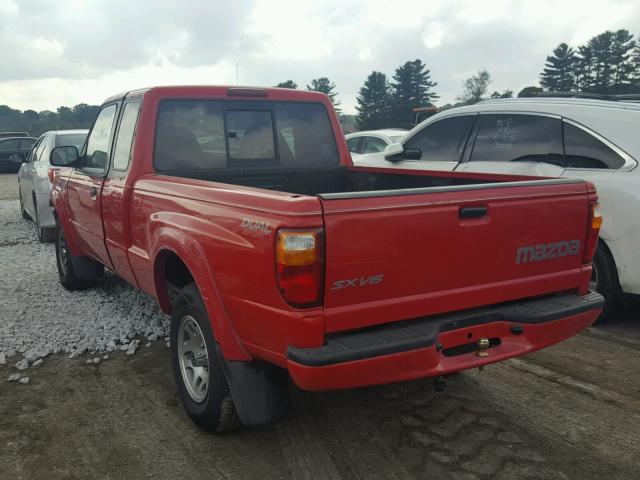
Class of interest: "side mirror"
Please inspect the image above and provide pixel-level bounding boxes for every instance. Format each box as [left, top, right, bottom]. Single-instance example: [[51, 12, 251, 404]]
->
[[50, 146, 81, 167], [10, 153, 25, 164], [383, 143, 405, 162]]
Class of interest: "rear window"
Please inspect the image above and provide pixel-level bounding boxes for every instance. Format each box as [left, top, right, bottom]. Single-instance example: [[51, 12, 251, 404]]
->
[[154, 100, 339, 171], [563, 122, 626, 169], [56, 133, 87, 149]]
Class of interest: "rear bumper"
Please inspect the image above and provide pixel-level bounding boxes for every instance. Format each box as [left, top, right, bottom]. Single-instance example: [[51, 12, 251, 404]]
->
[[287, 292, 603, 391]]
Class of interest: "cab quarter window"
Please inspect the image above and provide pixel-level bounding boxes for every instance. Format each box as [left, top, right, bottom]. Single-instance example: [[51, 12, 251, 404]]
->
[[85, 104, 118, 170], [112, 101, 141, 171], [563, 122, 625, 169], [470, 114, 562, 164], [405, 115, 475, 162]]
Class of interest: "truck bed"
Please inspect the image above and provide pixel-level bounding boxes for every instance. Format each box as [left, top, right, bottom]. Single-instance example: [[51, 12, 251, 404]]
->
[[158, 165, 493, 197]]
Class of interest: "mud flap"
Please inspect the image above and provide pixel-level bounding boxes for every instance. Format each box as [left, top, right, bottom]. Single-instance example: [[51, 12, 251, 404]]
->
[[216, 345, 290, 426]]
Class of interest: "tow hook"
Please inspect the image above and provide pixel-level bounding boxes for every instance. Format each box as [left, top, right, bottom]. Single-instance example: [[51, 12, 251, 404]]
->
[[476, 338, 490, 358]]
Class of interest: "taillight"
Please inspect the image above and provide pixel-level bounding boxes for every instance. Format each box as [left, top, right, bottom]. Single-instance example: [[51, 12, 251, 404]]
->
[[276, 229, 324, 308], [583, 202, 602, 263]]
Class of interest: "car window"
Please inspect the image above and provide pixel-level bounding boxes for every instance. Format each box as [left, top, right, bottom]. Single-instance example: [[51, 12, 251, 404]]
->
[[405, 115, 476, 162], [470, 114, 562, 164], [0, 139, 19, 153], [346, 137, 362, 154], [112, 101, 141, 171], [361, 136, 387, 154], [227, 110, 276, 161], [563, 122, 626, 169], [85, 104, 118, 170], [55, 133, 87, 149], [154, 100, 339, 171], [18, 138, 35, 150], [26, 136, 44, 162], [32, 136, 48, 163]]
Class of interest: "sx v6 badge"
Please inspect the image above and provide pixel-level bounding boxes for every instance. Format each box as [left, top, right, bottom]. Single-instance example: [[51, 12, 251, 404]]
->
[[331, 274, 384, 290]]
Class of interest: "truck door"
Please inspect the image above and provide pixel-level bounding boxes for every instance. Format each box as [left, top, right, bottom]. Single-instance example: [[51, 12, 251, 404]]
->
[[65, 102, 119, 268]]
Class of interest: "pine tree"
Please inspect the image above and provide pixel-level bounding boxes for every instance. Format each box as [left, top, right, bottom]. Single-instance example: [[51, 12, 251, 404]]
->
[[633, 40, 640, 85], [540, 43, 576, 92], [356, 71, 392, 130], [610, 29, 636, 93], [275, 80, 298, 89], [390, 60, 438, 128], [574, 44, 595, 92], [306, 77, 341, 114]]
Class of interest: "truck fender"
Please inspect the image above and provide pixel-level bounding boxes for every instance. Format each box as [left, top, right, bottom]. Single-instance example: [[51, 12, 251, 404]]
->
[[51, 182, 83, 256], [150, 229, 251, 362]]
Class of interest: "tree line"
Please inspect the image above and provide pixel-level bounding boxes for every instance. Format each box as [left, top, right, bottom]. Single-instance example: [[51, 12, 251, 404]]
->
[[0, 104, 99, 138], [2, 28, 639, 137]]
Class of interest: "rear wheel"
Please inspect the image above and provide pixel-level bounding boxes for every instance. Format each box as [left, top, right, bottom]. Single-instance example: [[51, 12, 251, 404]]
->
[[171, 283, 241, 433], [590, 242, 620, 323], [56, 227, 103, 290]]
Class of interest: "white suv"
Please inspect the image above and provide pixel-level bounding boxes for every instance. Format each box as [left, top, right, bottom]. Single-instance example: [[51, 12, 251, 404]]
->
[[353, 98, 640, 318]]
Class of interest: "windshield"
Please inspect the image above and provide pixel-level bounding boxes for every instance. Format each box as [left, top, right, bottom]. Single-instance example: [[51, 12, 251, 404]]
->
[[56, 133, 87, 149]]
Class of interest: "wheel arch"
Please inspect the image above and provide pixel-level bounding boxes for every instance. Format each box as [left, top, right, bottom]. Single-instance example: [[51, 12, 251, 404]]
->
[[152, 244, 250, 361]]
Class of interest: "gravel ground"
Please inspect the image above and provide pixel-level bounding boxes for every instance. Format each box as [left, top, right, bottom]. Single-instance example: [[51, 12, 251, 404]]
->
[[0, 199, 169, 365], [0, 173, 639, 480]]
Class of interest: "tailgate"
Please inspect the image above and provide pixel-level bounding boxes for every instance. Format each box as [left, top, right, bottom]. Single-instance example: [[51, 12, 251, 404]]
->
[[319, 178, 592, 333]]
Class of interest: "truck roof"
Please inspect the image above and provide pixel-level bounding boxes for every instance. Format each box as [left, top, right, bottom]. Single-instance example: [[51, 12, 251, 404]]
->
[[102, 85, 330, 105]]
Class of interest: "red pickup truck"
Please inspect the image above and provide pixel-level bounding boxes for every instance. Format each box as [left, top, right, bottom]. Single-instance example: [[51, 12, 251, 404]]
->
[[50, 85, 603, 432]]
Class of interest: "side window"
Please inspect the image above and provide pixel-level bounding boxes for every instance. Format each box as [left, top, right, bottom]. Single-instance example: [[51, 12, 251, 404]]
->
[[226, 110, 276, 161], [85, 104, 118, 170], [361, 137, 387, 154], [563, 122, 626, 169], [32, 136, 48, 163], [405, 115, 476, 162], [470, 114, 562, 164], [0, 139, 18, 153], [26, 137, 43, 162], [346, 137, 362, 154], [112, 101, 141, 171], [18, 139, 35, 151]]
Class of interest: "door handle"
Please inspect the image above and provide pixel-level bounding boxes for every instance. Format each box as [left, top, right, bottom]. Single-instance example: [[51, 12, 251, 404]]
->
[[89, 187, 98, 199], [459, 206, 488, 219]]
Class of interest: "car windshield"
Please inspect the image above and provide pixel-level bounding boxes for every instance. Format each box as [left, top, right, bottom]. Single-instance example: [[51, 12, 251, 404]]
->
[[56, 133, 87, 149]]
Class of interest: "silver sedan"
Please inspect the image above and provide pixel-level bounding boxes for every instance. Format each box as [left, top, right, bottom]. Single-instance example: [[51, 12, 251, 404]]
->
[[17, 130, 87, 242]]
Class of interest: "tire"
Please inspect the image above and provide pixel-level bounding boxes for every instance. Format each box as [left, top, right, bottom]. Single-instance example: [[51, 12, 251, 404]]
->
[[19, 187, 29, 220], [171, 283, 241, 433], [34, 204, 56, 243], [590, 242, 620, 323], [55, 227, 104, 290]]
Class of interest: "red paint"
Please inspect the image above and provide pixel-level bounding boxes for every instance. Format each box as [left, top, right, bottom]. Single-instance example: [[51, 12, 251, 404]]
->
[[51, 85, 602, 389], [287, 310, 600, 391]]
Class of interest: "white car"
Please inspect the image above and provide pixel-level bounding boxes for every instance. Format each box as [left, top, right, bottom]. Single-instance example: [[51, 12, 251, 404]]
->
[[352, 98, 640, 318], [17, 129, 88, 242], [345, 129, 408, 158]]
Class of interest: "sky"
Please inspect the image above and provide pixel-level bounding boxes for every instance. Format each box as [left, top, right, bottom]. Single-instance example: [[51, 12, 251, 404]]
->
[[1, 0, 639, 115]]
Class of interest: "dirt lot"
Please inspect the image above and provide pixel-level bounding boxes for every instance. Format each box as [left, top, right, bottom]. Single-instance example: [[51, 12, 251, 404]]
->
[[1, 173, 639, 480]]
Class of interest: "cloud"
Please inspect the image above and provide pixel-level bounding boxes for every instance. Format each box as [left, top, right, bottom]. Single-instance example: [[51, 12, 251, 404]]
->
[[0, 0, 639, 113]]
